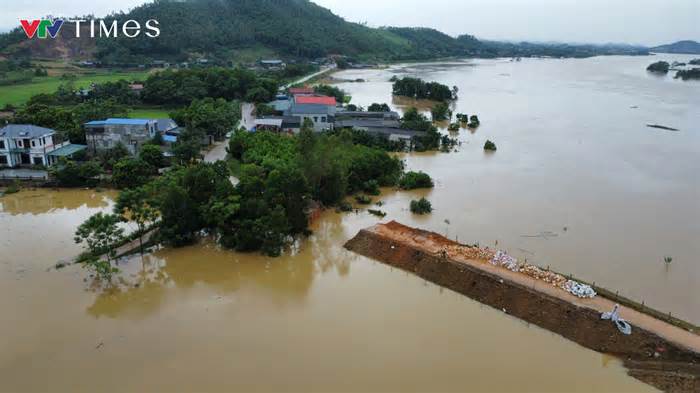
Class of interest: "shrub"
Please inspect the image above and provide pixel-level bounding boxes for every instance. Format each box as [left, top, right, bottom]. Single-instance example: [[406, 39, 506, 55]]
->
[[399, 171, 434, 190], [367, 209, 387, 218], [363, 179, 380, 195], [4, 180, 20, 194], [431, 102, 451, 121], [484, 140, 497, 151], [337, 201, 353, 212], [448, 123, 460, 131], [355, 194, 372, 204], [410, 198, 432, 215], [647, 61, 670, 74]]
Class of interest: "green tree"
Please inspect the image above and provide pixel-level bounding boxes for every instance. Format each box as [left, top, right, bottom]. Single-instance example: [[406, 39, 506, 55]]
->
[[410, 198, 432, 214], [431, 102, 451, 121], [112, 157, 153, 188], [139, 144, 165, 169], [114, 187, 159, 254], [74, 213, 124, 282]]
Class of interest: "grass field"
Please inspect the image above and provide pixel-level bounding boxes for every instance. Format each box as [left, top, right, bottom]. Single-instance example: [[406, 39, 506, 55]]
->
[[128, 107, 173, 119], [0, 70, 151, 107]]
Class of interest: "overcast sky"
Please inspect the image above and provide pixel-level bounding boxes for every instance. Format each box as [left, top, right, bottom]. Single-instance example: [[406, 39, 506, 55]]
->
[[2, 0, 699, 45]]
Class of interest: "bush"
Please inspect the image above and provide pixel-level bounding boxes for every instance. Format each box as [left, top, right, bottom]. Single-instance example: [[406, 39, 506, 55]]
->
[[484, 140, 497, 151], [647, 61, 670, 74], [431, 102, 451, 121], [367, 209, 386, 218], [399, 171, 434, 190], [337, 200, 353, 212], [112, 158, 153, 188], [355, 194, 372, 204], [50, 160, 103, 187], [4, 181, 20, 194], [363, 179, 380, 195], [410, 198, 432, 215]]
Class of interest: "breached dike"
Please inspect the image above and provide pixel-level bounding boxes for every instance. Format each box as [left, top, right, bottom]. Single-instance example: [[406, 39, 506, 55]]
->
[[344, 221, 700, 392]]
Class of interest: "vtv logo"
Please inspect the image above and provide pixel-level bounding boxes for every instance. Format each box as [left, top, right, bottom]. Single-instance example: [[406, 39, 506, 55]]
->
[[20, 19, 64, 39]]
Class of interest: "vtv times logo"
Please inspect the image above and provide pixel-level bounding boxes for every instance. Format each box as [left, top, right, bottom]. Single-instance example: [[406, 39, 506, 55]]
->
[[20, 18, 160, 39]]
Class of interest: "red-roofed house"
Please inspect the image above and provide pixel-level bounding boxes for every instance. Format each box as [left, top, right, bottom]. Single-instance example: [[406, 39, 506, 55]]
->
[[285, 95, 337, 132], [295, 95, 336, 106]]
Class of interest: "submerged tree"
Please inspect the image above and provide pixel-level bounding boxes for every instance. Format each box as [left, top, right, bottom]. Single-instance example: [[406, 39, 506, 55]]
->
[[74, 213, 124, 282], [114, 188, 159, 254]]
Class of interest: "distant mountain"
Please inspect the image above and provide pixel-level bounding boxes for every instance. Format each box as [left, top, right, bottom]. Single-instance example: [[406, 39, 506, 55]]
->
[[0, 0, 651, 64], [650, 40, 700, 54]]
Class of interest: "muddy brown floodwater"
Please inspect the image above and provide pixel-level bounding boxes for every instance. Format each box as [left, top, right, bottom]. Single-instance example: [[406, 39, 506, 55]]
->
[[1, 55, 697, 392]]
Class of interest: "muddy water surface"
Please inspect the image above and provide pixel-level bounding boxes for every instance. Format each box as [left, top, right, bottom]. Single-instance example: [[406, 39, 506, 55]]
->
[[1, 188, 653, 392], [333, 55, 700, 323]]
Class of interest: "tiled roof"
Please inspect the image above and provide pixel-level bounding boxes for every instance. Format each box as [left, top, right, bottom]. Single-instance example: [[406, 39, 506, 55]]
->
[[295, 96, 336, 106], [0, 124, 56, 138]]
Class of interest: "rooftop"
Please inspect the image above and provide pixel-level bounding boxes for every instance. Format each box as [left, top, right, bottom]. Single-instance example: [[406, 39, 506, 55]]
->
[[289, 87, 315, 95], [0, 124, 56, 138], [288, 103, 336, 116], [47, 144, 87, 157], [85, 118, 151, 126], [295, 96, 336, 106]]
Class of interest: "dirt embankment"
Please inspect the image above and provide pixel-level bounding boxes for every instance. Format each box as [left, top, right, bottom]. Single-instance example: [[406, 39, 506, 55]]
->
[[344, 221, 700, 392]]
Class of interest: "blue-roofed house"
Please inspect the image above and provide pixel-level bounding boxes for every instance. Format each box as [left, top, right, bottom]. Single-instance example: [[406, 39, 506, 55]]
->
[[84, 118, 157, 155]]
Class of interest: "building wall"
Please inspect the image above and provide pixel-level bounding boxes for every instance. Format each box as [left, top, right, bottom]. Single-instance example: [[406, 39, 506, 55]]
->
[[297, 114, 333, 132], [86, 122, 156, 155], [0, 134, 55, 166]]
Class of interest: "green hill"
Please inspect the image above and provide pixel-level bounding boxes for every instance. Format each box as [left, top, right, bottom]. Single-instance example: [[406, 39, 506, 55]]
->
[[0, 0, 651, 63], [650, 40, 700, 55]]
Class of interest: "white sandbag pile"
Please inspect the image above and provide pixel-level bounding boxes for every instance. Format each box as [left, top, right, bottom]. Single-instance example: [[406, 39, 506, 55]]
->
[[565, 280, 597, 298], [490, 250, 520, 272], [487, 250, 597, 299]]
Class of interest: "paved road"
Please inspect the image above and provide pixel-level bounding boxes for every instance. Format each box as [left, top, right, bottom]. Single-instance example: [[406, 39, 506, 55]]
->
[[282, 65, 336, 89]]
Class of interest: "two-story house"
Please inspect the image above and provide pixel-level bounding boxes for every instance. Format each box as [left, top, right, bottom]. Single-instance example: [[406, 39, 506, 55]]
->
[[0, 124, 57, 167], [285, 95, 337, 132], [84, 118, 157, 155]]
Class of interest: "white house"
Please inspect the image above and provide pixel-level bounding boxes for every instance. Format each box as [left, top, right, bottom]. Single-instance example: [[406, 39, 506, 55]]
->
[[0, 124, 58, 167], [285, 95, 337, 132]]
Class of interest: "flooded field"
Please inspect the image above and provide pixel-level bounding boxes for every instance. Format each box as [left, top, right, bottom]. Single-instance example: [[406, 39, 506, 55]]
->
[[2, 55, 697, 392]]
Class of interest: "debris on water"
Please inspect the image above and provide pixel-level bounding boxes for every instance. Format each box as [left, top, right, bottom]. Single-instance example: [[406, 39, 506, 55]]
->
[[95, 342, 104, 350], [646, 124, 679, 131]]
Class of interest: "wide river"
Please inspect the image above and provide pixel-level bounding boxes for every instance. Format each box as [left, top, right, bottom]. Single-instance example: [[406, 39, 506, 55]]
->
[[1, 55, 698, 392]]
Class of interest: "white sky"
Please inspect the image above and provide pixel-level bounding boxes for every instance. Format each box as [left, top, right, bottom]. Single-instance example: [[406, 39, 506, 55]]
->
[[2, 0, 699, 46]]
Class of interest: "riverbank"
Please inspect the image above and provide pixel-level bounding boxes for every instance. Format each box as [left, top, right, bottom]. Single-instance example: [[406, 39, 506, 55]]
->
[[344, 221, 700, 392]]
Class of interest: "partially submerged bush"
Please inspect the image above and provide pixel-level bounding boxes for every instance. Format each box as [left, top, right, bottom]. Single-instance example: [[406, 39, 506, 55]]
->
[[363, 179, 380, 195], [484, 140, 497, 151], [367, 209, 387, 218], [410, 198, 432, 215], [355, 194, 372, 204], [399, 171, 434, 190]]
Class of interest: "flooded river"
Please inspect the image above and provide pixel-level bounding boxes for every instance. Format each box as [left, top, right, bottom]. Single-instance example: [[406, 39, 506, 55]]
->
[[2, 55, 697, 392]]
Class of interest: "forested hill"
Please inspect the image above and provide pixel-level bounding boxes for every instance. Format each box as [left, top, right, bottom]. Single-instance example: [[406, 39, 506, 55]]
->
[[0, 0, 481, 63], [650, 41, 700, 55], [0, 0, 649, 63]]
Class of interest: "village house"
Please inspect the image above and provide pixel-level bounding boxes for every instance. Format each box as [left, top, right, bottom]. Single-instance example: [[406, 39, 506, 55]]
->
[[84, 118, 157, 155], [0, 124, 86, 167], [260, 59, 286, 70], [285, 95, 337, 132]]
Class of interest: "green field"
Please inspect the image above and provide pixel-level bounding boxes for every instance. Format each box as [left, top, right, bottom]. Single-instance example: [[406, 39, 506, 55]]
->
[[128, 107, 173, 119], [0, 71, 151, 107]]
